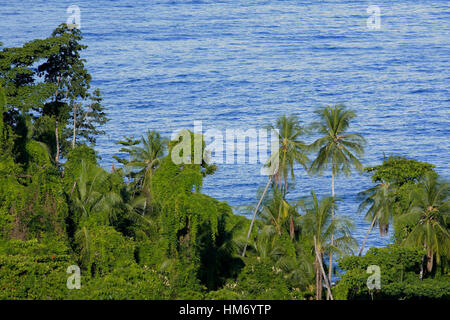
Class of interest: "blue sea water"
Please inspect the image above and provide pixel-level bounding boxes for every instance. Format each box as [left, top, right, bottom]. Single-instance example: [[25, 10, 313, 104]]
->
[[1, 0, 449, 255]]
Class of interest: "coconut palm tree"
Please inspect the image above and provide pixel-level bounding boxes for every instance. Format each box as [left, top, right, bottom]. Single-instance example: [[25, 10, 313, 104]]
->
[[396, 173, 450, 273], [124, 130, 167, 216], [258, 187, 299, 239], [250, 191, 314, 290], [71, 160, 122, 224], [267, 114, 309, 194], [242, 115, 309, 256], [126, 130, 168, 189], [299, 190, 356, 300], [309, 104, 365, 292], [357, 181, 395, 256]]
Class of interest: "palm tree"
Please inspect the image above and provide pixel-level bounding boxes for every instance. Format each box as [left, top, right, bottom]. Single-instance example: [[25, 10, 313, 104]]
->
[[75, 225, 92, 270], [250, 192, 314, 290], [71, 160, 122, 224], [126, 130, 168, 189], [267, 114, 309, 194], [357, 181, 395, 256], [299, 190, 356, 300], [396, 173, 450, 273], [309, 104, 365, 292], [242, 115, 309, 256], [125, 130, 167, 216], [258, 187, 299, 239]]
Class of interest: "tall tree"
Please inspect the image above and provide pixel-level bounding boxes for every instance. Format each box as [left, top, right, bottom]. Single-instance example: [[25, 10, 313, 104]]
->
[[0, 25, 106, 164], [68, 88, 108, 149], [0, 36, 56, 163], [267, 114, 309, 195], [309, 104, 365, 295], [242, 114, 308, 257], [37, 24, 99, 163], [299, 190, 355, 300]]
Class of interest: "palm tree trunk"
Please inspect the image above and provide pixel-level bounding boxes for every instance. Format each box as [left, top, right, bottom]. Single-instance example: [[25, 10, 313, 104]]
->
[[327, 170, 335, 299], [315, 258, 321, 300], [289, 216, 295, 240], [358, 215, 377, 256], [426, 249, 434, 272], [314, 236, 333, 300], [242, 176, 272, 257]]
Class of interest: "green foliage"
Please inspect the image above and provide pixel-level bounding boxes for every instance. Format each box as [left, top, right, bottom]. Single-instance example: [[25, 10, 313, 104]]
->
[[197, 210, 245, 290], [69, 161, 124, 226], [0, 237, 172, 300], [335, 245, 450, 300], [299, 190, 356, 298], [74, 224, 135, 276], [395, 173, 450, 272], [213, 258, 300, 300], [0, 37, 56, 113], [25, 140, 52, 169], [365, 156, 435, 186], [365, 156, 436, 220], [151, 132, 220, 257], [151, 155, 236, 287], [0, 238, 74, 300], [69, 263, 170, 300], [0, 23, 106, 163], [113, 136, 140, 166], [0, 86, 10, 152], [63, 145, 98, 192], [0, 161, 68, 240]]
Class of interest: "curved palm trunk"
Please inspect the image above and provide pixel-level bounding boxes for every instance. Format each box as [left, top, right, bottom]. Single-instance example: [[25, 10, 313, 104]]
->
[[242, 176, 272, 257], [314, 236, 333, 300], [358, 215, 377, 256]]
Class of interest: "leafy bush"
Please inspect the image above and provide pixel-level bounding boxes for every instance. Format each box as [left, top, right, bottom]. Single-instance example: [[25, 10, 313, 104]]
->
[[0, 238, 75, 299], [334, 245, 450, 300]]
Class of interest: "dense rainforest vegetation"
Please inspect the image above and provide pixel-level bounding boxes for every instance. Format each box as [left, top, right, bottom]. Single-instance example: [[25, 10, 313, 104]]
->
[[0, 25, 448, 300]]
